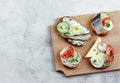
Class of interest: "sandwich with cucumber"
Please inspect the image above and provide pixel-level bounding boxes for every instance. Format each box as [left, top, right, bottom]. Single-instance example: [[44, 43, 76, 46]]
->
[[59, 45, 81, 68], [57, 17, 91, 46]]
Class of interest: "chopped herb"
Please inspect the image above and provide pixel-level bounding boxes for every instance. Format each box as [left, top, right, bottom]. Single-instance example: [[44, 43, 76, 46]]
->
[[65, 32, 70, 34], [69, 19, 72, 21], [75, 59, 78, 62], [106, 22, 110, 28], [63, 61, 66, 63], [93, 49, 96, 51], [77, 42, 80, 45], [71, 58, 75, 62], [79, 42, 81, 44], [96, 51, 98, 55], [75, 27, 78, 30], [93, 60, 97, 63], [101, 43, 104, 46], [60, 26, 63, 29], [72, 55, 74, 57]]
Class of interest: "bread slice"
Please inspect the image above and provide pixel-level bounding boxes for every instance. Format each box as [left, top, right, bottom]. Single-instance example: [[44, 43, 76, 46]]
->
[[61, 33, 91, 41]]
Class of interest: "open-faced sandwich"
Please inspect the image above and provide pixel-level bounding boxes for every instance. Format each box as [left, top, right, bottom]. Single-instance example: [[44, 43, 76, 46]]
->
[[91, 12, 113, 36], [85, 38, 114, 69], [57, 17, 91, 46], [59, 45, 81, 68]]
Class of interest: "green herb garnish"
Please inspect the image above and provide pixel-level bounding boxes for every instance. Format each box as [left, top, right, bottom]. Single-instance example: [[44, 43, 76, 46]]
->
[[96, 51, 98, 55], [71, 58, 75, 62], [93, 49, 96, 51], [101, 43, 103, 46], [75, 59, 78, 62], [106, 22, 110, 28], [93, 59, 97, 63], [75, 27, 78, 30], [65, 32, 70, 34], [69, 19, 72, 21], [63, 61, 66, 63]]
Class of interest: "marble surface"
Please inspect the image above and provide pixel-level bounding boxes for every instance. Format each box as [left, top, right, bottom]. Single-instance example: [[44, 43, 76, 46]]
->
[[0, 0, 120, 83]]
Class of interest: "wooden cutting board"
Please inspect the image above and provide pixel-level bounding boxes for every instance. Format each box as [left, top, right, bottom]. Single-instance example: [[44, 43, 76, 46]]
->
[[50, 10, 120, 76]]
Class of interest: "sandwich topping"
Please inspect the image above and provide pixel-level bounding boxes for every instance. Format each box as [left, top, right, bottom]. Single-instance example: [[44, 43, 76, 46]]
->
[[57, 17, 91, 46], [60, 45, 81, 68], [86, 38, 114, 69], [91, 12, 113, 35]]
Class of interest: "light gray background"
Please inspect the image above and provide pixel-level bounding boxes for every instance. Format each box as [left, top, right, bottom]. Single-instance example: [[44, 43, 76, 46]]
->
[[0, 0, 120, 83]]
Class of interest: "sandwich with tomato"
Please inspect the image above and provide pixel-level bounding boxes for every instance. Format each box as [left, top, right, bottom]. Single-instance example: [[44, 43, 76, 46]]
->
[[59, 45, 81, 68], [85, 38, 114, 69], [91, 12, 113, 35]]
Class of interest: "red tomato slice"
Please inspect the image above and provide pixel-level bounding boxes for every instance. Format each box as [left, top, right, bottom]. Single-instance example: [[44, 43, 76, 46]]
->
[[61, 51, 67, 58], [67, 45, 74, 58], [102, 17, 110, 26], [61, 45, 74, 58], [106, 45, 114, 61], [107, 45, 114, 56]]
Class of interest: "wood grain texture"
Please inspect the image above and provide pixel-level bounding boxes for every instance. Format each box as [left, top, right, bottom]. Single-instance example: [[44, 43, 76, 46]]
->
[[50, 11, 120, 76]]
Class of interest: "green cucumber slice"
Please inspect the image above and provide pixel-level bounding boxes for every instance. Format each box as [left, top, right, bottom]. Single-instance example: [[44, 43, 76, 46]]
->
[[73, 50, 78, 59], [57, 22, 70, 34], [67, 50, 78, 62]]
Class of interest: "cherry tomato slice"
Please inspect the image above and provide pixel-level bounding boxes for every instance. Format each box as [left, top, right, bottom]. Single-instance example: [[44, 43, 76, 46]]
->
[[102, 17, 110, 26], [67, 45, 74, 58], [107, 45, 114, 56], [106, 45, 114, 61], [61, 45, 74, 58], [61, 51, 67, 58]]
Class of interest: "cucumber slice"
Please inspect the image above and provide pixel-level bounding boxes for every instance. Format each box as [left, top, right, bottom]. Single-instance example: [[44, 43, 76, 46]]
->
[[57, 22, 70, 34], [73, 50, 78, 58], [67, 50, 78, 62], [100, 12, 109, 19], [67, 57, 72, 62]]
